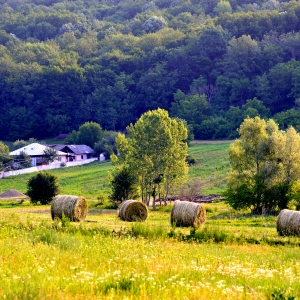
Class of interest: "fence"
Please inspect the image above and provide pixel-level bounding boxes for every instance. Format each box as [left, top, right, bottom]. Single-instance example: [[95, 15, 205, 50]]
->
[[0, 158, 98, 178]]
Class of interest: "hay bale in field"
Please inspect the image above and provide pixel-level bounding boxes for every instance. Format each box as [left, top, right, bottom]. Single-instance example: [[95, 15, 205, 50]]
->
[[51, 195, 88, 222], [277, 209, 300, 236], [118, 200, 148, 222], [170, 200, 206, 227]]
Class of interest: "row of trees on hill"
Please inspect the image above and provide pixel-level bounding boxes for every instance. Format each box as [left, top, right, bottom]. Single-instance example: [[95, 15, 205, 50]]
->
[[2, 0, 300, 140]]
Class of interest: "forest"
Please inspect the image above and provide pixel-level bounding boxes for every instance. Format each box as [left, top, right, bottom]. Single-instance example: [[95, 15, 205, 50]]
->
[[1, 0, 300, 140]]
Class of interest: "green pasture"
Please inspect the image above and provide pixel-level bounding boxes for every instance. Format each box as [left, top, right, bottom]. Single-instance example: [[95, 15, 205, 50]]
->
[[0, 141, 232, 201], [188, 141, 232, 194], [0, 202, 299, 299], [0, 161, 112, 201]]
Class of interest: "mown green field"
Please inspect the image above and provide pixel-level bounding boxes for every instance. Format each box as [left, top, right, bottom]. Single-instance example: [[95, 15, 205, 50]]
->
[[1, 141, 299, 299]]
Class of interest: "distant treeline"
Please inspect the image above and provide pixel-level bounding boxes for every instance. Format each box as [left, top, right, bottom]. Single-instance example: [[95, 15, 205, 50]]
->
[[1, 0, 300, 140]]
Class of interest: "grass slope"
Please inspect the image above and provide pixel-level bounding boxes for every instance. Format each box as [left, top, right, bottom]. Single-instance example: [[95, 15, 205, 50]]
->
[[0, 141, 232, 200], [188, 141, 232, 194]]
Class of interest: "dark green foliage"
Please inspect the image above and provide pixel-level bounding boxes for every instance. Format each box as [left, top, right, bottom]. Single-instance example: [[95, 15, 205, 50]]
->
[[77, 122, 103, 148], [264, 183, 291, 212], [224, 175, 266, 213], [186, 155, 195, 166], [66, 122, 103, 148], [109, 167, 139, 203], [0, 141, 11, 170], [1, 0, 300, 141], [93, 131, 118, 157], [27, 171, 60, 205]]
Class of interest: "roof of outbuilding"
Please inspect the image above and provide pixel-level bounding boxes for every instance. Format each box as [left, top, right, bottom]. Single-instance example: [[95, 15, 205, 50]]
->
[[9, 143, 66, 156]]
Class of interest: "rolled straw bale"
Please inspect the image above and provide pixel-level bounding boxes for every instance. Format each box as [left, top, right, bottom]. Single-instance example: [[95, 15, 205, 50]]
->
[[118, 200, 148, 222], [51, 195, 88, 222], [277, 209, 300, 236], [170, 200, 206, 227]]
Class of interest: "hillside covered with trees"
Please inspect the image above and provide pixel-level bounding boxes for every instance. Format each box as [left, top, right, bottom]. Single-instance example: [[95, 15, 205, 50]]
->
[[1, 0, 300, 140]]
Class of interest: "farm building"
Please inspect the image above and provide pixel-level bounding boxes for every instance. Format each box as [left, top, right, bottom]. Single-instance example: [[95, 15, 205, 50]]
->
[[49, 144, 97, 162], [9, 143, 67, 167]]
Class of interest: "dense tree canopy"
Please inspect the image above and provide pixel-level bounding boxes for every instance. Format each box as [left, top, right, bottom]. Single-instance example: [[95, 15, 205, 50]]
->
[[1, 0, 300, 140]]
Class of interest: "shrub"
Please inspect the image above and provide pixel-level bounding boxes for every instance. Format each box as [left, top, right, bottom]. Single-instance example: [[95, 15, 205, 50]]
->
[[27, 171, 60, 205], [186, 155, 196, 165], [96, 191, 108, 206]]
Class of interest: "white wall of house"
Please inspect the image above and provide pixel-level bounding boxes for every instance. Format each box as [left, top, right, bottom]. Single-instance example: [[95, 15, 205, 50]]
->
[[29, 156, 67, 166]]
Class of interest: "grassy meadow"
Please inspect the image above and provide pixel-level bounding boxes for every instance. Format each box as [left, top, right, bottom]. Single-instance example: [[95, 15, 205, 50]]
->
[[1, 141, 300, 299], [0, 203, 299, 299]]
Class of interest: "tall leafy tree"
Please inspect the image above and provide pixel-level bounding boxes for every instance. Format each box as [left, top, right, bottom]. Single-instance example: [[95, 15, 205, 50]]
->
[[69, 122, 104, 148], [93, 131, 118, 157], [113, 108, 188, 208], [225, 116, 300, 213]]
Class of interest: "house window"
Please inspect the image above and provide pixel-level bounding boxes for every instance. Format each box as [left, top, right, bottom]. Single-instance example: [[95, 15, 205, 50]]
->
[[58, 157, 62, 162], [81, 155, 83, 159]]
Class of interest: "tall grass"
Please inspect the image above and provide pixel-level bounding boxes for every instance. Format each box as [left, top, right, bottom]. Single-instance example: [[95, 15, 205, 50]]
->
[[0, 206, 299, 299]]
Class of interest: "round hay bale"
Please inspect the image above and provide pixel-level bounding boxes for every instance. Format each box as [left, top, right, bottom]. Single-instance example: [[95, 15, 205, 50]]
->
[[51, 195, 88, 222], [118, 200, 148, 222], [170, 200, 206, 227], [277, 209, 300, 236]]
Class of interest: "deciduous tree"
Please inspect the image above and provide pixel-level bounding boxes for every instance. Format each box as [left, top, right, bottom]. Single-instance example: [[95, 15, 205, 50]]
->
[[225, 116, 300, 213], [67, 122, 103, 148], [27, 171, 60, 205], [113, 108, 188, 208]]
